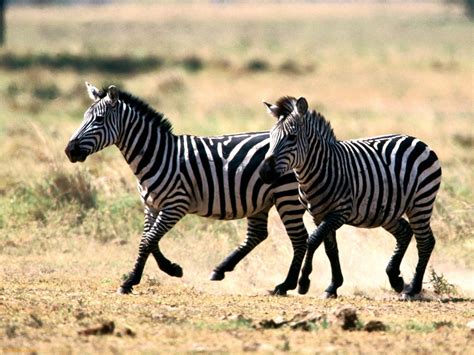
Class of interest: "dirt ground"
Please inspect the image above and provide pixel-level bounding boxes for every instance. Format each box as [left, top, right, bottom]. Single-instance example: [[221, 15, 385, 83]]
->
[[1, 266, 472, 354], [1, 217, 473, 354]]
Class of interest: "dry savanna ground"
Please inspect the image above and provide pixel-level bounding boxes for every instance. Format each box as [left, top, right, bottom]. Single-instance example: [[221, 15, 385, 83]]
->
[[0, 2, 473, 353]]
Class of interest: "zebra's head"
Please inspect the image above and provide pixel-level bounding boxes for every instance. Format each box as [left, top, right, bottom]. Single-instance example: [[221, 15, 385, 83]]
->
[[259, 96, 309, 184], [65, 82, 121, 163]]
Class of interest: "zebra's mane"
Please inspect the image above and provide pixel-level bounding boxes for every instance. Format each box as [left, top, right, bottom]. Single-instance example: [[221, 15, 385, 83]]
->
[[98, 88, 173, 133], [273, 96, 298, 119], [309, 110, 337, 145], [274, 96, 337, 145]]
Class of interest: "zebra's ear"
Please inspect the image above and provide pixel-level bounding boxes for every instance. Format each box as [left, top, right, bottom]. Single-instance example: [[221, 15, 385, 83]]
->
[[296, 97, 308, 116], [263, 101, 280, 119], [86, 81, 101, 102], [107, 85, 119, 106]]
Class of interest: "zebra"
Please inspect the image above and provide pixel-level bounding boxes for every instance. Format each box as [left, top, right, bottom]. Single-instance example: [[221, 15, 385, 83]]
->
[[64, 83, 309, 295], [259, 96, 442, 299]]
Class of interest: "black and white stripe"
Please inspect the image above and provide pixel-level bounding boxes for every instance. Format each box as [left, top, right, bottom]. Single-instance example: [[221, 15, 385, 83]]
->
[[65, 84, 308, 295], [260, 96, 442, 299]]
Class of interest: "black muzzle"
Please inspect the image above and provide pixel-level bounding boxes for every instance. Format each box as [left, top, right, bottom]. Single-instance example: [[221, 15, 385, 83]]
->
[[259, 156, 280, 184], [65, 139, 89, 163]]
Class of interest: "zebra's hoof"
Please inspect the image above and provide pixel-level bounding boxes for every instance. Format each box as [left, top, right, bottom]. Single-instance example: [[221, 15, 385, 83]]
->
[[322, 291, 337, 299], [391, 277, 405, 293], [298, 278, 310, 295], [272, 285, 288, 296], [399, 293, 422, 302], [117, 286, 133, 295], [170, 263, 183, 278], [210, 270, 225, 281]]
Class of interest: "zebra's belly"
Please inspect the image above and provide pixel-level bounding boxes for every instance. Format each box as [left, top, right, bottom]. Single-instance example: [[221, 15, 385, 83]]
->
[[189, 205, 268, 220], [346, 199, 403, 228], [188, 199, 273, 220]]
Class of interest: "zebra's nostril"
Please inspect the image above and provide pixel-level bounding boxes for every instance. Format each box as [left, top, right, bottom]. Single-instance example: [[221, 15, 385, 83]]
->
[[65, 140, 77, 154], [264, 155, 275, 166], [65, 139, 88, 163], [259, 158, 278, 184]]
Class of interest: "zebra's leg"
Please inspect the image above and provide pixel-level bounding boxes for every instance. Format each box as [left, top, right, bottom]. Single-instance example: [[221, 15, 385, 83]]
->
[[272, 202, 308, 295], [298, 214, 346, 296], [403, 224, 436, 299], [118, 207, 186, 294], [297, 226, 325, 295], [383, 219, 413, 293], [322, 231, 343, 298], [210, 211, 269, 282], [118, 207, 157, 294]]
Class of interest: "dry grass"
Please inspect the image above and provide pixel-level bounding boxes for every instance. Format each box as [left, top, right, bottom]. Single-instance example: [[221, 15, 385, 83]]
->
[[0, 2, 473, 353]]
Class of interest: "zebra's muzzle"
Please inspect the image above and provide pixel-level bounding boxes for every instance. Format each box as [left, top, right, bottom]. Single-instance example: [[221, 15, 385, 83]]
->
[[259, 156, 280, 184], [65, 139, 89, 163]]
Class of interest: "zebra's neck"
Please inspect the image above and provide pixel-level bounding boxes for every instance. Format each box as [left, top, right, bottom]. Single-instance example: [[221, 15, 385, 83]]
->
[[115, 102, 178, 181], [295, 122, 346, 195]]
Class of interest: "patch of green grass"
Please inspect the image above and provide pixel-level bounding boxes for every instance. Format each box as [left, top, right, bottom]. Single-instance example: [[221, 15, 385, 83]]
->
[[80, 194, 142, 243], [2, 168, 97, 223], [429, 267, 458, 297], [405, 320, 436, 333]]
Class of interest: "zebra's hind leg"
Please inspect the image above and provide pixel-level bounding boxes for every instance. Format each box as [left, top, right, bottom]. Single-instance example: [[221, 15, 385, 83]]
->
[[210, 212, 269, 282], [322, 231, 343, 298], [403, 225, 436, 299], [272, 202, 308, 295], [384, 219, 413, 293]]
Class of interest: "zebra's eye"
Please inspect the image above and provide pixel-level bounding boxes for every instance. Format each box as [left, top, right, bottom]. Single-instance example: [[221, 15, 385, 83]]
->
[[95, 115, 105, 124]]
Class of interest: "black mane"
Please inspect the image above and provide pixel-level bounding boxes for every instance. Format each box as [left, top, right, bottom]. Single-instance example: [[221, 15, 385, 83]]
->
[[99, 87, 173, 133], [273, 96, 297, 119], [274, 95, 337, 144], [310, 110, 337, 144]]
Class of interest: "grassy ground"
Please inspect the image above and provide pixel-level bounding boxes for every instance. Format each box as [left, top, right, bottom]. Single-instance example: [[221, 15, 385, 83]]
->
[[0, 2, 473, 353]]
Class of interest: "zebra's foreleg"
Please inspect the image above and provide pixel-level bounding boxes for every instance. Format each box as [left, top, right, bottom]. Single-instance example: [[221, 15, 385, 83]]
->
[[322, 231, 343, 298], [298, 214, 346, 296], [118, 208, 185, 294], [384, 219, 413, 293], [297, 225, 326, 295], [403, 227, 436, 299], [211, 212, 268, 281], [118, 207, 157, 294], [148, 208, 186, 277], [151, 248, 183, 277], [118, 238, 152, 294]]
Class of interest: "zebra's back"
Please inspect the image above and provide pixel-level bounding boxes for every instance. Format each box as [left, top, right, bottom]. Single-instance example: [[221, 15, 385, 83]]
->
[[339, 134, 441, 228], [178, 131, 301, 220]]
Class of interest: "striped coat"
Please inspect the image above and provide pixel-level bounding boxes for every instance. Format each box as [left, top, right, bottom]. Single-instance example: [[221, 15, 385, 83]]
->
[[65, 84, 308, 295]]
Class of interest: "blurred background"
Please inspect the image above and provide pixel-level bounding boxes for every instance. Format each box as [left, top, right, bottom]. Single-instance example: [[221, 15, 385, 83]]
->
[[0, 1, 472, 296]]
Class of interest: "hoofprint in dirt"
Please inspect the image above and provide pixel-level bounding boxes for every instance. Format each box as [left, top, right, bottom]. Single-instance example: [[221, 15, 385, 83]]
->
[[1, 277, 473, 353]]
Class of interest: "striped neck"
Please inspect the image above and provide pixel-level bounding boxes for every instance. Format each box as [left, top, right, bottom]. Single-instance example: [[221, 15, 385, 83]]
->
[[295, 117, 343, 187], [113, 99, 177, 179]]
